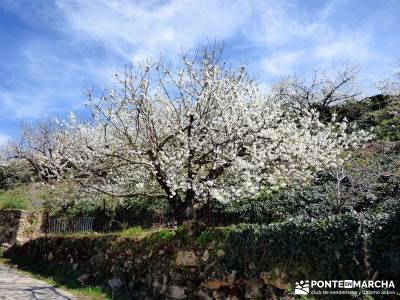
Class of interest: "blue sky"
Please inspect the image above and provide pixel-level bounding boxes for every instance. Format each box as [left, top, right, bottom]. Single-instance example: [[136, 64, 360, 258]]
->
[[0, 0, 399, 144]]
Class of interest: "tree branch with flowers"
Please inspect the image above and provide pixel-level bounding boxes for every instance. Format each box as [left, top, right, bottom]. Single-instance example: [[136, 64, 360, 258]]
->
[[3, 47, 372, 223]]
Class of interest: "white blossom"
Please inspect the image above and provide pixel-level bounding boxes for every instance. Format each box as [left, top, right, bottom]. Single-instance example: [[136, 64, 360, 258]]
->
[[4, 49, 372, 218]]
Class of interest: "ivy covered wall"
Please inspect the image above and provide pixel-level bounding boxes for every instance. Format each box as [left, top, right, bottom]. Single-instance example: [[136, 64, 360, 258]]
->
[[6, 211, 400, 299]]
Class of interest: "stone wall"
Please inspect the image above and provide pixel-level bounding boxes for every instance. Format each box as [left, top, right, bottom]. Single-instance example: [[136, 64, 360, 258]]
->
[[0, 209, 41, 245], [6, 214, 400, 299], [5, 225, 296, 299]]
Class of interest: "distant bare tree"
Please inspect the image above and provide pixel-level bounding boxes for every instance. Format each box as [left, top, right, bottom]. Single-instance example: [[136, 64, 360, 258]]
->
[[376, 62, 400, 96], [272, 63, 361, 114]]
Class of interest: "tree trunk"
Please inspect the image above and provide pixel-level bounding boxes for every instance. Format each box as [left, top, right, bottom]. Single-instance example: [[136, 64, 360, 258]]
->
[[170, 196, 195, 226]]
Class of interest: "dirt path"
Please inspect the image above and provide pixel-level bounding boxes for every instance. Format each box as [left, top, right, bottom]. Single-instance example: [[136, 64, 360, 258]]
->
[[0, 263, 77, 299]]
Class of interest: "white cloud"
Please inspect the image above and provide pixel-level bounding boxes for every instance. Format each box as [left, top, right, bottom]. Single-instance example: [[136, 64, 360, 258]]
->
[[0, 133, 10, 146], [254, 2, 373, 78], [50, 0, 375, 80], [245, 2, 326, 46], [261, 50, 304, 76], [0, 86, 63, 119], [0, 0, 255, 123], [313, 35, 371, 62], [54, 0, 252, 63], [0, 0, 394, 137]]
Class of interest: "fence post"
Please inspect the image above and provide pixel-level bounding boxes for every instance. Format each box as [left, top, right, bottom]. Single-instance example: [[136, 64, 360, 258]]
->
[[42, 210, 49, 238]]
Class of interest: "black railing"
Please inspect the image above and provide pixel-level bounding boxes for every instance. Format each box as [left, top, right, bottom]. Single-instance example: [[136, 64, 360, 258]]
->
[[43, 216, 95, 234], [42, 209, 274, 235]]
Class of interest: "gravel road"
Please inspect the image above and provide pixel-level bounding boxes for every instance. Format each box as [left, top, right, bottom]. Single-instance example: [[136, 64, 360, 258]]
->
[[0, 263, 77, 299]]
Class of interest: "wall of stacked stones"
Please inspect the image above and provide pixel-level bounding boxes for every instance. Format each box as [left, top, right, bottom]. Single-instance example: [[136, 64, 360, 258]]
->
[[5, 213, 400, 299], [0, 209, 41, 245]]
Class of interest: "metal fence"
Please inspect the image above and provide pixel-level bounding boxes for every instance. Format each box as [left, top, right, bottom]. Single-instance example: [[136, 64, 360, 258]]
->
[[43, 216, 96, 234], [42, 209, 274, 235]]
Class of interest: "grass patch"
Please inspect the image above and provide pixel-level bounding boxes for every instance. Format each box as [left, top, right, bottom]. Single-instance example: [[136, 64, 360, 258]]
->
[[0, 183, 54, 210], [0, 182, 65, 211], [48, 226, 174, 243], [145, 228, 175, 243], [0, 194, 28, 209], [118, 226, 144, 237]]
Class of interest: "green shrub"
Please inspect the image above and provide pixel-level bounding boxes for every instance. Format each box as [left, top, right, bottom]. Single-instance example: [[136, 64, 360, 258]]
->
[[368, 209, 400, 283], [196, 227, 231, 247], [222, 214, 368, 280], [222, 210, 400, 287]]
